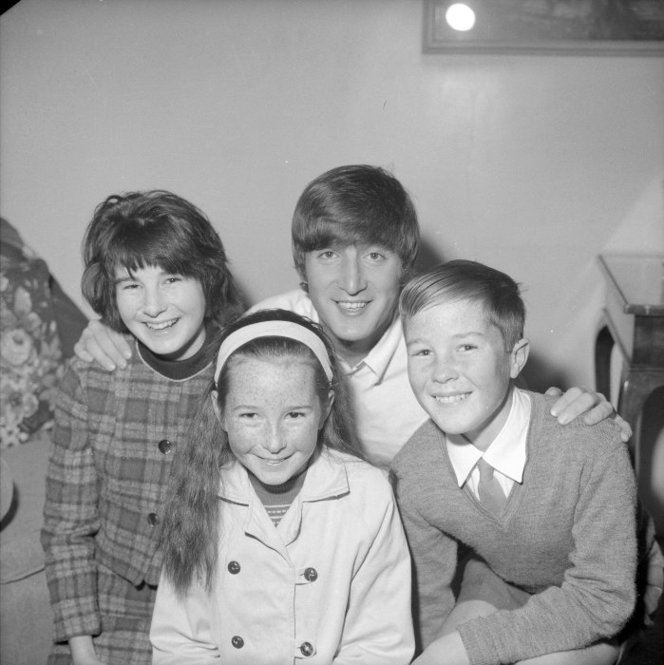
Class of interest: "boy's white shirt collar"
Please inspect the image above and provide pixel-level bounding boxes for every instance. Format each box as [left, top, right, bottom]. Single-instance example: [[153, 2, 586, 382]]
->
[[446, 387, 531, 488]]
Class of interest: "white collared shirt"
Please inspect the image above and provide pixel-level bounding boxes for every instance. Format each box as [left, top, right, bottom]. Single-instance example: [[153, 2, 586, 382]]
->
[[446, 387, 532, 500], [248, 289, 428, 467]]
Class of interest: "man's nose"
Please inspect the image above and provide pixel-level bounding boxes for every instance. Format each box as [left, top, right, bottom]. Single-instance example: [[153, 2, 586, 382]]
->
[[339, 255, 367, 294]]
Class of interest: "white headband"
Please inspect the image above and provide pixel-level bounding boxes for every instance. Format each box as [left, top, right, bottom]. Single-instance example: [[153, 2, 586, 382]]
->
[[214, 320, 334, 385]]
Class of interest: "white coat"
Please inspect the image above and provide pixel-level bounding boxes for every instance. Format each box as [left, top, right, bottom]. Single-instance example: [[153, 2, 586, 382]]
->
[[150, 448, 414, 664]]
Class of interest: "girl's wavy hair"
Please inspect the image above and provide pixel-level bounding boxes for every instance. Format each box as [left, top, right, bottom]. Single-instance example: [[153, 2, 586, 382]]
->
[[160, 308, 362, 595], [81, 190, 243, 331]]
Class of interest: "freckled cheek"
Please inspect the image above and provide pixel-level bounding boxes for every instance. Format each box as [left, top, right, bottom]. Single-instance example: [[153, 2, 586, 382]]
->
[[227, 425, 263, 455]]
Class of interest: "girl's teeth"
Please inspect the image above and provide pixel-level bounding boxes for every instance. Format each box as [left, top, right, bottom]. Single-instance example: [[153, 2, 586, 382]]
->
[[146, 320, 176, 331]]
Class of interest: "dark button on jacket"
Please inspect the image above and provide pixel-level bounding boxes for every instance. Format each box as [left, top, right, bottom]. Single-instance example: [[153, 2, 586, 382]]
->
[[304, 567, 318, 582], [158, 439, 173, 454], [299, 641, 314, 656]]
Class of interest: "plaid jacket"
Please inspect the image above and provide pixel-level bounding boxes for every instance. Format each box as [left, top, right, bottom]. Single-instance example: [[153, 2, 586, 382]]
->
[[41, 345, 214, 642]]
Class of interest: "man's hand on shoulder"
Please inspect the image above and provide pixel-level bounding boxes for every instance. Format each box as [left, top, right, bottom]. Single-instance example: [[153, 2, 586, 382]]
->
[[547, 386, 632, 442], [73, 320, 132, 371]]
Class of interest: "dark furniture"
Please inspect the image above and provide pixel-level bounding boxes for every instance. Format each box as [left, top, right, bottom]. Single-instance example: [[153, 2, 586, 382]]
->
[[595, 252, 663, 488]]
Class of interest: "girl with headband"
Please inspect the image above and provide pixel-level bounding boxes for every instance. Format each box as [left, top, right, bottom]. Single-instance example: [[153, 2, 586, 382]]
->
[[150, 309, 414, 664]]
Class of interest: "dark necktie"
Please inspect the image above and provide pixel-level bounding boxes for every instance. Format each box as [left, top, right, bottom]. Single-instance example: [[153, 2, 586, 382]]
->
[[477, 457, 506, 515]]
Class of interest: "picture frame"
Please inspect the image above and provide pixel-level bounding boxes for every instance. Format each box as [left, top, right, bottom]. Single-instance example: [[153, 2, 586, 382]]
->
[[423, 0, 664, 55]]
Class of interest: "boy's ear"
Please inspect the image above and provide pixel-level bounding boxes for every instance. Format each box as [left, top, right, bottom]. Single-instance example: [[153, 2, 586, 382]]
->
[[509, 338, 530, 379], [211, 390, 226, 430]]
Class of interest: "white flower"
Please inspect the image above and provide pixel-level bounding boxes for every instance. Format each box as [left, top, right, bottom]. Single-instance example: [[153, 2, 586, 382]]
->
[[0, 328, 35, 367]]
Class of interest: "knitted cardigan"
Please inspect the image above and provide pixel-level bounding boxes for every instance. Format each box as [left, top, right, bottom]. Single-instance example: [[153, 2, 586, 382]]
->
[[391, 392, 637, 665]]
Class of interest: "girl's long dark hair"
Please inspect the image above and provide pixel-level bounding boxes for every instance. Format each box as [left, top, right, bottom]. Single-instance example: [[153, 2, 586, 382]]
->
[[160, 309, 361, 595]]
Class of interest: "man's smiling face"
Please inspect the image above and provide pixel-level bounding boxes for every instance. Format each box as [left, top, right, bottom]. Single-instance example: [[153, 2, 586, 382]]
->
[[303, 243, 403, 366]]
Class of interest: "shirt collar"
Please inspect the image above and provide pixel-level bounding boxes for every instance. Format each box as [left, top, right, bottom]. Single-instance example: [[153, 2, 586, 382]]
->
[[446, 387, 531, 487], [341, 313, 403, 383]]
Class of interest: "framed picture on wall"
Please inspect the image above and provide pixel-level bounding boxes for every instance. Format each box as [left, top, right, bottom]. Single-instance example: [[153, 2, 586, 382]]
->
[[423, 0, 664, 55]]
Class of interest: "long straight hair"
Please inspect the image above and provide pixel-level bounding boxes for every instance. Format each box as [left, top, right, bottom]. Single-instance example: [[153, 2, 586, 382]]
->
[[160, 310, 361, 595]]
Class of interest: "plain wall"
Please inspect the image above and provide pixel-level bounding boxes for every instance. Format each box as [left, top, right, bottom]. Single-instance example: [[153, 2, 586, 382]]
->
[[2, 0, 663, 394]]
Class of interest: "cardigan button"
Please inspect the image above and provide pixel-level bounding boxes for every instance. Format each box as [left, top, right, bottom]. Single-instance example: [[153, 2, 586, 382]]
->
[[227, 560, 241, 574], [158, 439, 173, 454], [299, 641, 314, 657], [231, 635, 244, 649], [147, 512, 159, 526], [304, 567, 318, 582]]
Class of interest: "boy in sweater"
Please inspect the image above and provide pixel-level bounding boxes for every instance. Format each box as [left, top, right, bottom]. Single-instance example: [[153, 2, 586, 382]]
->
[[391, 260, 637, 665]]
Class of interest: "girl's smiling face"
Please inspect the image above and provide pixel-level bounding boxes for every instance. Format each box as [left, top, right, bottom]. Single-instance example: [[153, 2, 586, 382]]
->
[[217, 356, 331, 486], [115, 264, 207, 360]]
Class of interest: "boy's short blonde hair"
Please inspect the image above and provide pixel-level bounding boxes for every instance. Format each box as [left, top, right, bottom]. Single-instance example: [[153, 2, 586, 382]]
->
[[400, 259, 525, 351]]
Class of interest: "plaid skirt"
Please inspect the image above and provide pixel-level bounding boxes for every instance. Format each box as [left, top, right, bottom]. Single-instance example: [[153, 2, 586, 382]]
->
[[48, 562, 156, 665]]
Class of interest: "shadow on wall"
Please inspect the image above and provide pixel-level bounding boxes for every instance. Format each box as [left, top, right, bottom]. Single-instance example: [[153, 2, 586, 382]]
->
[[413, 238, 446, 277], [640, 387, 664, 543], [521, 354, 569, 395]]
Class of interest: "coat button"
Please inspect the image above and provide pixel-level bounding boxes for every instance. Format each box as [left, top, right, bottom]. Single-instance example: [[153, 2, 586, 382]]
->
[[227, 560, 241, 574], [299, 641, 314, 657], [158, 439, 172, 454], [304, 567, 318, 582], [231, 635, 244, 649], [147, 512, 159, 526]]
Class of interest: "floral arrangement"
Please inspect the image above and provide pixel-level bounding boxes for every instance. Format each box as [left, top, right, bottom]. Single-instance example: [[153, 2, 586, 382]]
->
[[1, 230, 64, 448]]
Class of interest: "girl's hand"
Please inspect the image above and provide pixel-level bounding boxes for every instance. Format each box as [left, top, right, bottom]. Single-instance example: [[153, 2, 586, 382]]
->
[[547, 386, 632, 442], [73, 320, 132, 371], [69, 635, 108, 665]]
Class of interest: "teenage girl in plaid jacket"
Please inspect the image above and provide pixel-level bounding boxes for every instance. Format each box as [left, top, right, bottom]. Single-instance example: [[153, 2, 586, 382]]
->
[[41, 191, 243, 665]]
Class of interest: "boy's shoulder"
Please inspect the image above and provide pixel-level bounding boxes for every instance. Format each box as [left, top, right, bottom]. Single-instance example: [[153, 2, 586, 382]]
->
[[390, 418, 446, 475], [527, 391, 626, 460]]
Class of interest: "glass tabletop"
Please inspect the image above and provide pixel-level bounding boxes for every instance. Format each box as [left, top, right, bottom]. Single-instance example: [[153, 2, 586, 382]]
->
[[599, 253, 664, 316]]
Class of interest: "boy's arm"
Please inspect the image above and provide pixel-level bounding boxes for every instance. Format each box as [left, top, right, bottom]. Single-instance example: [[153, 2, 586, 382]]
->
[[456, 439, 637, 665], [392, 466, 458, 650], [73, 320, 132, 371]]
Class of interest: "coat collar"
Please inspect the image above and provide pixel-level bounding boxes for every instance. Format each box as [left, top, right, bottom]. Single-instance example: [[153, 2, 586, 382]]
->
[[218, 449, 352, 554], [217, 448, 350, 505]]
